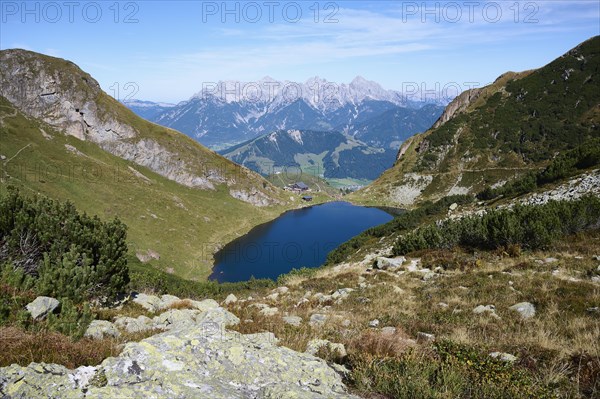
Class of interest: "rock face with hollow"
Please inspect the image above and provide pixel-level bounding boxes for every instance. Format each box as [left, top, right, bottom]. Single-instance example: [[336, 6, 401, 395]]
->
[[0, 306, 359, 399]]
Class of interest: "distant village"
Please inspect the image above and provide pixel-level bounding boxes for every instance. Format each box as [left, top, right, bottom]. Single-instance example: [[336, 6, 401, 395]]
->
[[284, 182, 313, 201]]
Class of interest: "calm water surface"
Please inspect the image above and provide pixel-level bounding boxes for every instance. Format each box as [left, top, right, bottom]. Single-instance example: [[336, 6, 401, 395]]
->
[[209, 201, 393, 282]]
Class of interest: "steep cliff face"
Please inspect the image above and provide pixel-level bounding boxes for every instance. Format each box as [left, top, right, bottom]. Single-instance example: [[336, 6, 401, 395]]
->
[[0, 49, 281, 205], [432, 87, 483, 129], [353, 36, 600, 207]]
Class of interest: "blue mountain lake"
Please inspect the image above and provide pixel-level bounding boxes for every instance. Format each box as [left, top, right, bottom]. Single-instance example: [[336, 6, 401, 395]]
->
[[209, 201, 394, 282]]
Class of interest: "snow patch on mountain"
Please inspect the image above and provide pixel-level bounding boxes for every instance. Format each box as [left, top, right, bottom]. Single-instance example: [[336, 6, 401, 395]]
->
[[287, 129, 303, 145], [191, 76, 447, 112]]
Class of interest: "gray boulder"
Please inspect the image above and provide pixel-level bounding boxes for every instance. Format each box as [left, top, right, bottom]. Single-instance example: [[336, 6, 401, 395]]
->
[[190, 298, 220, 312], [159, 294, 181, 309], [114, 315, 154, 333], [0, 320, 359, 398], [310, 313, 328, 327], [331, 288, 354, 302], [510, 302, 536, 319], [369, 319, 380, 328], [417, 332, 435, 342], [152, 309, 202, 330], [84, 320, 121, 340], [375, 256, 405, 270], [283, 315, 302, 327], [490, 352, 518, 363], [224, 293, 238, 305], [26, 296, 60, 320], [132, 293, 162, 312]]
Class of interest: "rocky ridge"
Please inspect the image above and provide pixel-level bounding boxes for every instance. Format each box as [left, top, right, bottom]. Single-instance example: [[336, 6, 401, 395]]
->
[[0, 49, 281, 206]]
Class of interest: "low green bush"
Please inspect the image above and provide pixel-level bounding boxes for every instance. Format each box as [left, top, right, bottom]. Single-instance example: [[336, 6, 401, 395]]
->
[[477, 139, 600, 200], [0, 187, 129, 302], [393, 196, 600, 255]]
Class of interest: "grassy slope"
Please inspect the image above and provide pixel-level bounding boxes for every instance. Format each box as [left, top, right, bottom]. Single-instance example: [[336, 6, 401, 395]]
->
[[352, 36, 600, 207], [1, 49, 292, 197], [0, 97, 291, 280]]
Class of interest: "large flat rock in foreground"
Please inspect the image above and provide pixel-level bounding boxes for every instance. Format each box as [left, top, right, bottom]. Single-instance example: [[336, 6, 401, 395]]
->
[[0, 307, 358, 399]]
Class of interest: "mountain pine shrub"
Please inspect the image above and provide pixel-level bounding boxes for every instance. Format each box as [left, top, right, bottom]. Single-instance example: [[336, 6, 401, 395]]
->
[[393, 196, 600, 255], [0, 187, 129, 302]]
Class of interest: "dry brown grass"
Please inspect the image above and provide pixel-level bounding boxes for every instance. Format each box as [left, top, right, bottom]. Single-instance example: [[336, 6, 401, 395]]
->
[[0, 326, 121, 368], [94, 301, 154, 321], [347, 328, 416, 358], [0, 325, 162, 368], [166, 299, 196, 310]]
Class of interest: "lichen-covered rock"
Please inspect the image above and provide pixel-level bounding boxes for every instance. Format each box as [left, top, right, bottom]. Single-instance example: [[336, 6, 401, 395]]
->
[[152, 308, 201, 330], [132, 293, 162, 312], [190, 298, 220, 312], [375, 256, 405, 270], [84, 320, 120, 340], [25, 296, 60, 320], [159, 294, 181, 309], [114, 315, 154, 333], [331, 288, 354, 302], [151, 307, 240, 331], [224, 293, 238, 305], [0, 310, 359, 398]]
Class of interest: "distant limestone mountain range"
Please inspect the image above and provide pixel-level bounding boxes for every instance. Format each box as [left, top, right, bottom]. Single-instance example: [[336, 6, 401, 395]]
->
[[124, 77, 445, 181], [124, 76, 445, 151]]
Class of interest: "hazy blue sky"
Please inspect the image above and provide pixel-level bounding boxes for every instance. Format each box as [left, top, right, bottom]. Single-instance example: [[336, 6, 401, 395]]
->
[[2, 1, 599, 102]]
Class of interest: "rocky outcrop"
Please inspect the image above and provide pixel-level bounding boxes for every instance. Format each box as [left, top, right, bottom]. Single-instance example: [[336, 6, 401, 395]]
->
[[229, 188, 278, 207], [84, 320, 121, 340], [103, 139, 217, 190], [520, 170, 600, 206], [0, 305, 358, 399], [432, 87, 483, 129]]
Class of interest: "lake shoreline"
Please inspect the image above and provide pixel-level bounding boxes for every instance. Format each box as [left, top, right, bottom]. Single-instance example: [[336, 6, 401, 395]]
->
[[209, 201, 394, 283]]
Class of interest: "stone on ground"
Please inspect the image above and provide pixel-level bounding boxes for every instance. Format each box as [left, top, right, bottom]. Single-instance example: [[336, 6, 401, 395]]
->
[[310, 313, 328, 327], [283, 315, 302, 327], [510, 302, 536, 319], [1, 318, 359, 398], [25, 296, 60, 320], [224, 293, 238, 305], [84, 320, 121, 340]]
